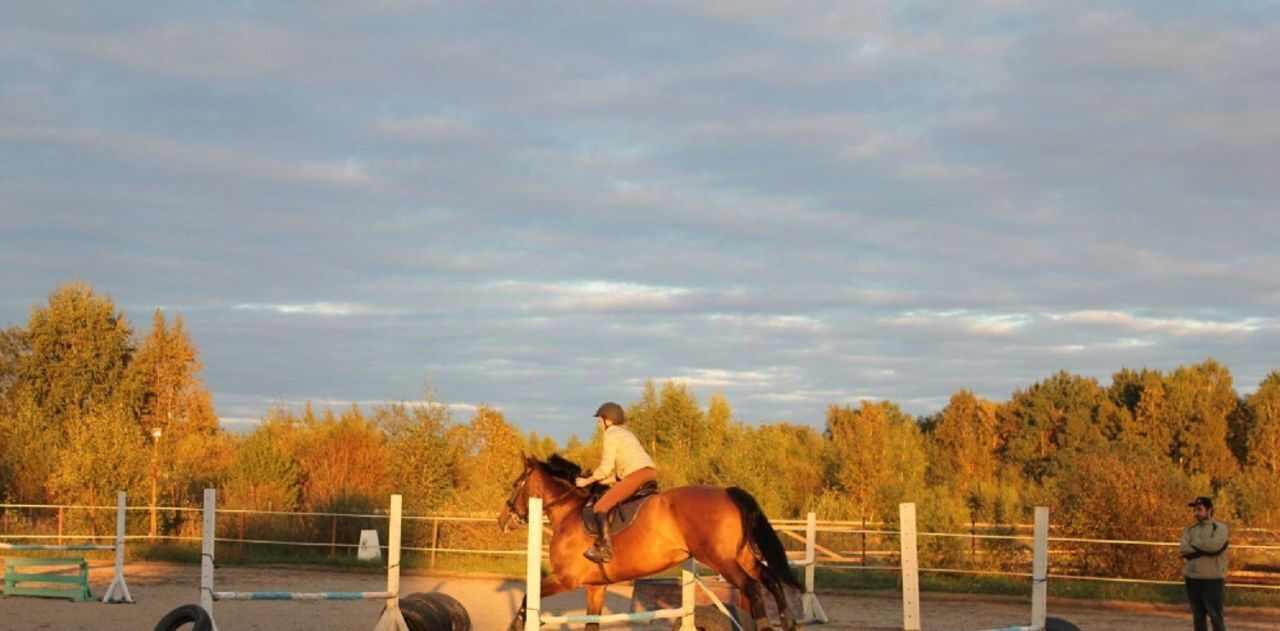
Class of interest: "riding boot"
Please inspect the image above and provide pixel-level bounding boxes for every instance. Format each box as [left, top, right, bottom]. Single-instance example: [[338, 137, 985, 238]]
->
[[584, 511, 613, 563]]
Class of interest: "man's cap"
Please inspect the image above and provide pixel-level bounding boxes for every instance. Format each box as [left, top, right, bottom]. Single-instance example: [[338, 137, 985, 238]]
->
[[1188, 496, 1214, 509], [594, 402, 625, 424]]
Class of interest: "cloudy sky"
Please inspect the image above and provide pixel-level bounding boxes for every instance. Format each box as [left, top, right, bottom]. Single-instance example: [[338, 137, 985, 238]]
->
[[2, 2, 1278, 440]]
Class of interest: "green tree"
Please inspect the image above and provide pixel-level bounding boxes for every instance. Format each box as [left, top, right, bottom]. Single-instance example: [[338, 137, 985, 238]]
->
[[224, 425, 303, 511], [1, 282, 133, 502], [0, 324, 28, 416], [16, 281, 133, 425], [378, 397, 458, 513], [1161, 360, 1238, 484], [998, 371, 1117, 483], [449, 406, 524, 513], [47, 407, 148, 507], [1243, 371, 1280, 474]]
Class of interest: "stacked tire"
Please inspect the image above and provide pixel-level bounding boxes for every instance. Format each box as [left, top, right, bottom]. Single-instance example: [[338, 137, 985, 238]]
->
[[154, 604, 213, 631], [400, 591, 471, 631]]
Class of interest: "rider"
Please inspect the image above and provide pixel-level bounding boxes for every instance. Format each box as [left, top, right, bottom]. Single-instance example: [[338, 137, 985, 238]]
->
[[574, 401, 656, 563]]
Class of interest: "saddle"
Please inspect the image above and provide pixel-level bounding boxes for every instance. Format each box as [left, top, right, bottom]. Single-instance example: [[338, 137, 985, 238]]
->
[[582, 480, 660, 537]]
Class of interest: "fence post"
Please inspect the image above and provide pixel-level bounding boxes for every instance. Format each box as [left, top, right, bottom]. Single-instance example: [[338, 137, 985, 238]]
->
[[57, 506, 64, 546], [430, 518, 439, 569], [861, 515, 867, 567], [970, 514, 977, 563], [899, 502, 920, 631], [331, 514, 337, 556], [1031, 506, 1049, 630]]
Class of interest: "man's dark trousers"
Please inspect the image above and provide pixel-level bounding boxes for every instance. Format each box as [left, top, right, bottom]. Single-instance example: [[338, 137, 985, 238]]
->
[[1185, 577, 1226, 631]]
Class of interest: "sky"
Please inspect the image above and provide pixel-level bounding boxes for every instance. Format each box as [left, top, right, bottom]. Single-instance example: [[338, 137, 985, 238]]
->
[[2, 2, 1278, 441]]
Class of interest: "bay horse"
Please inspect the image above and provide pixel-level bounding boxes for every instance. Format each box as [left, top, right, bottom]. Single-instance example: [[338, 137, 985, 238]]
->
[[498, 455, 801, 631]]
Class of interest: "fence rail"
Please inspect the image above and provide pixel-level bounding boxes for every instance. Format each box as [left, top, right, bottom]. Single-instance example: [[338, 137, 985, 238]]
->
[[3, 501, 1277, 591]]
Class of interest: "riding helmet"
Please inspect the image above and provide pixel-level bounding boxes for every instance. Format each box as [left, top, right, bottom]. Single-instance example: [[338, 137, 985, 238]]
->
[[594, 401, 625, 424]]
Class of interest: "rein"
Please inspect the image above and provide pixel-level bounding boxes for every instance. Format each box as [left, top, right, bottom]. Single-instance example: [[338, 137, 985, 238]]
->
[[506, 467, 584, 524]]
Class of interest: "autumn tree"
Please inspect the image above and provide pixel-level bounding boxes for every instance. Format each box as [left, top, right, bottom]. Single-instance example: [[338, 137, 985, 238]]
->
[[825, 400, 927, 522]]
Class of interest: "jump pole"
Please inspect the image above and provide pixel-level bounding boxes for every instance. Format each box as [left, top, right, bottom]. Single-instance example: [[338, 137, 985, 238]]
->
[[897, 502, 1051, 631], [523, 497, 698, 630], [0, 490, 133, 603], [199, 489, 408, 631]]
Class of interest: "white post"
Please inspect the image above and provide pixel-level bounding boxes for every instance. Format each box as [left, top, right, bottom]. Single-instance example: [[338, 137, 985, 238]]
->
[[899, 503, 920, 631], [102, 491, 134, 603], [801, 511, 828, 622], [1031, 506, 1049, 631], [374, 494, 409, 631], [201, 489, 218, 630], [525, 497, 543, 631], [679, 557, 696, 630]]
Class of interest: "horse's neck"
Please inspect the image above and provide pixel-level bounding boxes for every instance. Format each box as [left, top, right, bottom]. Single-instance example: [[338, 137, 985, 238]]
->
[[539, 481, 586, 528]]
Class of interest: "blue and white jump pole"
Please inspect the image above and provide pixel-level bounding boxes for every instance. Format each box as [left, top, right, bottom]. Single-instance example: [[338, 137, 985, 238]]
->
[[0, 490, 133, 603], [199, 489, 409, 631]]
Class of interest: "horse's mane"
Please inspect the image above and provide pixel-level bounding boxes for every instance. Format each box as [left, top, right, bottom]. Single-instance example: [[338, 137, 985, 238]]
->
[[539, 454, 584, 482]]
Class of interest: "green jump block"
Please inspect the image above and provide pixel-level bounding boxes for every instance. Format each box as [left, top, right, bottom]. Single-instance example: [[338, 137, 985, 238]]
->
[[3, 556, 94, 602]]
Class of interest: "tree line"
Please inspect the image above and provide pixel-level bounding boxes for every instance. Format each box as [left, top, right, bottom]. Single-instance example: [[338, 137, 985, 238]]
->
[[3, 282, 1279, 566]]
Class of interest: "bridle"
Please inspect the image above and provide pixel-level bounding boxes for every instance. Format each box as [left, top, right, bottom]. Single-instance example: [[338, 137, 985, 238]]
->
[[504, 464, 584, 525]]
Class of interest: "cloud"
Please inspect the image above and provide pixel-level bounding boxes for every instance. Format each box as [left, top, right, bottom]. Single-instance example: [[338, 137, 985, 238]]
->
[[3, 2, 1279, 440]]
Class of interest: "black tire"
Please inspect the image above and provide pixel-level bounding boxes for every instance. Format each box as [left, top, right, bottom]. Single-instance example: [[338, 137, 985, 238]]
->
[[415, 592, 471, 631], [153, 604, 213, 631], [1046, 618, 1081, 631], [401, 593, 450, 631], [671, 604, 757, 631]]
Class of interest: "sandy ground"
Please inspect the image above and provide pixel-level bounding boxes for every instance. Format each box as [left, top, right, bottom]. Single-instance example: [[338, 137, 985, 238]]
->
[[0, 561, 1278, 630]]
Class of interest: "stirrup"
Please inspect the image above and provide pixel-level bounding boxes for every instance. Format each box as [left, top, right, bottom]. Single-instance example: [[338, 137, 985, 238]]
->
[[584, 542, 612, 563]]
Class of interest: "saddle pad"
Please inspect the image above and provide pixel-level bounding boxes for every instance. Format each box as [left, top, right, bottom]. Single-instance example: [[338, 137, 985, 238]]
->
[[583, 494, 658, 537]]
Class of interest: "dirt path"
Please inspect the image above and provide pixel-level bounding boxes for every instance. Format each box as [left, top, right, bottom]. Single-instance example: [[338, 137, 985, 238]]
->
[[0, 561, 1277, 630]]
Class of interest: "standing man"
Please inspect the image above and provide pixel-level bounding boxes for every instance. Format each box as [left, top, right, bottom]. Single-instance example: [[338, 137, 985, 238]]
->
[[574, 401, 657, 563], [1180, 496, 1229, 631]]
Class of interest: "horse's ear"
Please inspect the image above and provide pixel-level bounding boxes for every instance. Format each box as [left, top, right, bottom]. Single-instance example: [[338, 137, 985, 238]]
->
[[523, 453, 534, 466]]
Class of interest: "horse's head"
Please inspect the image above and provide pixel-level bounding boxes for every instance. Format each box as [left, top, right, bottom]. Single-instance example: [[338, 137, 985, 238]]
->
[[497, 454, 586, 533]]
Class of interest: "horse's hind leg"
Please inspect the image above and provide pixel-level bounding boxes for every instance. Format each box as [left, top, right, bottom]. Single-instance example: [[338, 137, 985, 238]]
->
[[707, 558, 773, 630], [760, 569, 799, 631]]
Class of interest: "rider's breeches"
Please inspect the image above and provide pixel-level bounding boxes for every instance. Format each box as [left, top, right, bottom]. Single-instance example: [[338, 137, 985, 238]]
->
[[594, 467, 656, 513]]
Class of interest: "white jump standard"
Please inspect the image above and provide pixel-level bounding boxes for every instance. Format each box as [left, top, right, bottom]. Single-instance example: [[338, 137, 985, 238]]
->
[[898, 502, 1055, 631], [199, 489, 409, 631], [0, 490, 133, 604]]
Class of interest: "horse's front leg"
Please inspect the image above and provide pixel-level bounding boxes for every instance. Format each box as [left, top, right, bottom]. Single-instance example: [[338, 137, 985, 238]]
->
[[508, 574, 577, 631], [584, 585, 606, 631]]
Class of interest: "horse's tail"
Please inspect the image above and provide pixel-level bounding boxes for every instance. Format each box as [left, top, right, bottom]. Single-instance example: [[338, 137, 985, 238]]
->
[[726, 486, 802, 588]]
